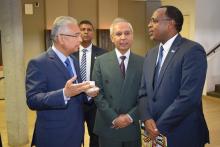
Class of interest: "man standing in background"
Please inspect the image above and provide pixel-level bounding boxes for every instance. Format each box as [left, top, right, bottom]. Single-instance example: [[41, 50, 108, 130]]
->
[[92, 18, 143, 147], [73, 20, 107, 147], [138, 6, 209, 147]]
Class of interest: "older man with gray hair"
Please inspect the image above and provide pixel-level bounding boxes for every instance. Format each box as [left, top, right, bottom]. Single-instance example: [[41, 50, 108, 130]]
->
[[92, 18, 143, 147], [26, 16, 98, 147]]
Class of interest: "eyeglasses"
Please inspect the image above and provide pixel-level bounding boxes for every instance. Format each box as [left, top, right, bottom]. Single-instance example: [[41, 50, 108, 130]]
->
[[149, 18, 171, 24], [59, 33, 81, 38]]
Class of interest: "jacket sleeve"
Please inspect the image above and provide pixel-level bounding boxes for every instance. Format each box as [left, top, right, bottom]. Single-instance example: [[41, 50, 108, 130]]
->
[[26, 59, 67, 110]]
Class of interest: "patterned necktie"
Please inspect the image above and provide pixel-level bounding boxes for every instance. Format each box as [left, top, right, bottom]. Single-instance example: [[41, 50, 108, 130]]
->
[[80, 49, 87, 81], [153, 46, 164, 89], [120, 56, 126, 79], [65, 58, 74, 77]]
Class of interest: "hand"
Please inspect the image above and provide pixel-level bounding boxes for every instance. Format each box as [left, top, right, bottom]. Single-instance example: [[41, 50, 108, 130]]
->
[[64, 76, 92, 97], [144, 119, 159, 140], [112, 114, 132, 129], [85, 86, 99, 97]]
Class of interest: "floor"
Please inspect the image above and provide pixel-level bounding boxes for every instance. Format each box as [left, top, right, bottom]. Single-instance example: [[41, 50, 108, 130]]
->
[[0, 96, 220, 147]]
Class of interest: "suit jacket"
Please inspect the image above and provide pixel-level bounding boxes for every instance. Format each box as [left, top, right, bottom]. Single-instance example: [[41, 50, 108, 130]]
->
[[139, 35, 209, 147], [92, 50, 144, 141], [26, 48, 85, 147]]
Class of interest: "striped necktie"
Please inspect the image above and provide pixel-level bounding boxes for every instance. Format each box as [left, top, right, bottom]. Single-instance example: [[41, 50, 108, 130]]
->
[[80, 49, 87, 81]]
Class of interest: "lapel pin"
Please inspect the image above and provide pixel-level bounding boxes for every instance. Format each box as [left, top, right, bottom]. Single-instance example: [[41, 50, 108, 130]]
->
[[171, 50, 175, 53]]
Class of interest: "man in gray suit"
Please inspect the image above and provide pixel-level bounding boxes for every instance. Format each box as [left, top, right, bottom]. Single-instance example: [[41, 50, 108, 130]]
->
[[92, 18, 143, 147], [138, 5, 209, 147]]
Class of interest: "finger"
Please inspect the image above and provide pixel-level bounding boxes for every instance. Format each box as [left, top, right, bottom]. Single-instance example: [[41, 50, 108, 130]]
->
[[67, 76, 77, 86]]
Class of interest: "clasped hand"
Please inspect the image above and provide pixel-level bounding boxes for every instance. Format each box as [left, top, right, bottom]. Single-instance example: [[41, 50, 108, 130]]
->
[[112, 114, 132, 129], [64, 76, 99, 97]]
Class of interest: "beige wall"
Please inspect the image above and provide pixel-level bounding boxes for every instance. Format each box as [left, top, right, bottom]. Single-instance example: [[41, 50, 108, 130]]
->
[[22, 0, 45, 66], [161, 0, 195, 40], [68, 0, 98, 28], [98, 0, 118, 29], [118, 0, 147, 56], [45, 0, 68, 29]]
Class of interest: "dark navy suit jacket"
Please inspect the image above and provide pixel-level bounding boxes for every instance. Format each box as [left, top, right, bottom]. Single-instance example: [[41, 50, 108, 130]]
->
[[26, 48, 85, 147], [139, 35, 209, 147]]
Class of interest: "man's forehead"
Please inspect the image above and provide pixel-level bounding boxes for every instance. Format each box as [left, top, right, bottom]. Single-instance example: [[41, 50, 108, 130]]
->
[[152, 8, 166, 18]]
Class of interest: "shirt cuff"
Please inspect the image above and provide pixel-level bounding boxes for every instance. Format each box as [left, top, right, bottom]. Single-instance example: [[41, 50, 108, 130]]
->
[[87, 96, 92, 101], [127, 114, 133, 123], [63, 89, 70, 104]]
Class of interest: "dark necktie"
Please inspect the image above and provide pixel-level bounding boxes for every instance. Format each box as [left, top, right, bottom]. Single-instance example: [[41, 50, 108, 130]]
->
[[65, 58, 74, 77], [120, 56, 126, 79], [80, 49, 87, 81], [153, 46, 164, 89]]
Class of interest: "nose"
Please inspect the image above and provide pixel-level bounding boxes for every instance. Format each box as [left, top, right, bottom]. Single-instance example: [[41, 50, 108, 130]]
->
[[148, 22, 152, 28], [121, 33, 126, 39]]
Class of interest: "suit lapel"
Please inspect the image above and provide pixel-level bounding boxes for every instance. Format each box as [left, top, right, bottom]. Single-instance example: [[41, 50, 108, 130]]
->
[[150, 47, 160, 91], [70, 55, 82, 83], [154, 35, 182, 91], [47, 48, 70, 80], [91, 45, 98, 77], [121, 53, 137, 93], [108, 51, 124, 85]]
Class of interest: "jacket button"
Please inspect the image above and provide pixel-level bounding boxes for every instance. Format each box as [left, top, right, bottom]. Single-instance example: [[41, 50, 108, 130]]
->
[[152, 98, 156, 102]]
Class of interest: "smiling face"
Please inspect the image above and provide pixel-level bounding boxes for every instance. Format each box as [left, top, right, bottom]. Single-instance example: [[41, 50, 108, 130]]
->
[[111, 22, 133, 54], [148, 8, 173, 44]]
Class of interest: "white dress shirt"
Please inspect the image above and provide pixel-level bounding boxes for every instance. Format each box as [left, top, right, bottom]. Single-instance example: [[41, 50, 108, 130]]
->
[[115, 48, 130, 72]]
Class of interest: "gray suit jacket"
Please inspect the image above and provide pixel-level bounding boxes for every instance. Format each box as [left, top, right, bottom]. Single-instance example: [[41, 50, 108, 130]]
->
[[138, 35, 209, 146], [92, 50, 144, 141]]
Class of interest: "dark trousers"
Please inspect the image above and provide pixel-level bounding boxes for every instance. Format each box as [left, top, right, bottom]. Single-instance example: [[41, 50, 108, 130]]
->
[[84, 103, 99, 147], [99, 136, 141, 147]]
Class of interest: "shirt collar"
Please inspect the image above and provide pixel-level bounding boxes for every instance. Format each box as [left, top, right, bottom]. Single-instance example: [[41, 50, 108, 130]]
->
[[160, 34, 178, 53], [115, 48, 130, 60], [79, 43, 92, 52], [52, 45, 69, 63]]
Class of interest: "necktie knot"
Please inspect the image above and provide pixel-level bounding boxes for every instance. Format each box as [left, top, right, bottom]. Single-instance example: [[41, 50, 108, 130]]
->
[[65, 58, 70, 66], [120, 56, 126, 61], [82, 48, 87, 53]]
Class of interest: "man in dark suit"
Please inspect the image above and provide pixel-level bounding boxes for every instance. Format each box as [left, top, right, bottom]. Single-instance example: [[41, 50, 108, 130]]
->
[[73, 20, 107, 147], [92, 18, 143, 147], [138, 6, 209, 147], [26, 16, 98, 147]]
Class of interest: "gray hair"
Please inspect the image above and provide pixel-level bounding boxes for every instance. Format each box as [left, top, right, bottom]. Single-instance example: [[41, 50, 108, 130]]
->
[[51, 16, 78, 42], [109, 18, 133, 36]]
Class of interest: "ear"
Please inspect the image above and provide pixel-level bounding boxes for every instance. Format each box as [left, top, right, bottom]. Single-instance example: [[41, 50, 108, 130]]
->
[[57, 35, 64, 45], [169, 20, 176, 29], [110, 35, 114, 43]]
